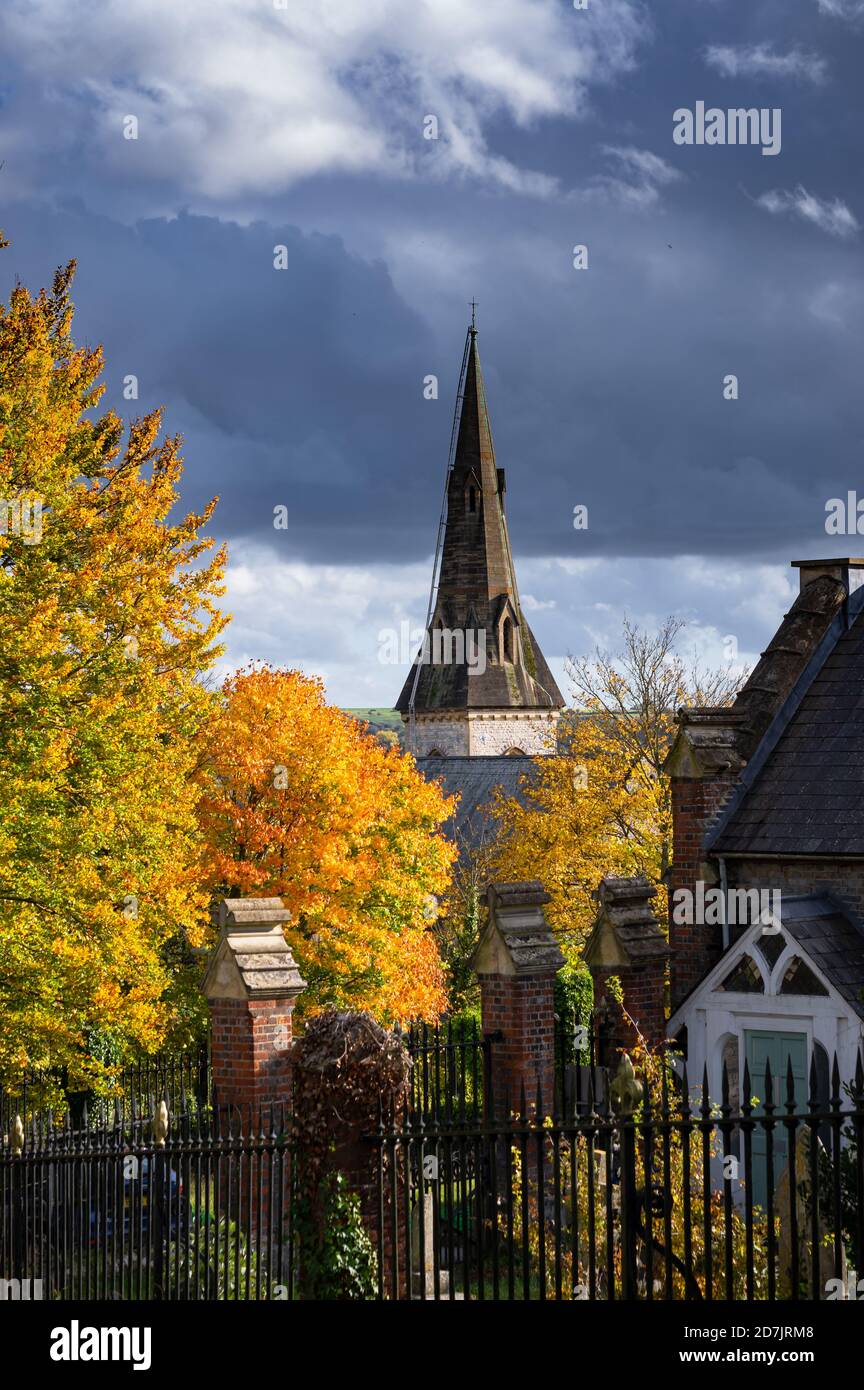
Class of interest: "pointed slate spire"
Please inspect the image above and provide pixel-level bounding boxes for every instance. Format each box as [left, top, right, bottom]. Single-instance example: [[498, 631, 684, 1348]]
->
[[396, 321, 564, 749], [450, 326, 500, 513]]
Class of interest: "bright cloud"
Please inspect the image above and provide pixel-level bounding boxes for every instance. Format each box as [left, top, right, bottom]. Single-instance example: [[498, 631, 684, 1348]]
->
[[817, 0, 864, 18], [704, 43, 828, 84], [219, 546, 796, 708], [755, 186, 860, 239], [588, 145, 684, 208], [0, 0, 648, 202]]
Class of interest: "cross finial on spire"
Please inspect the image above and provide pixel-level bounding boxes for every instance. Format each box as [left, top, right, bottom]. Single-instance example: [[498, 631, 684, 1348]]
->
[[470, 299, 478, 331]]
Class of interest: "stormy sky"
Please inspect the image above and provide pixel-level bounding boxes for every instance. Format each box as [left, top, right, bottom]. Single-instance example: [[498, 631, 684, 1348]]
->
[[2, 0, 863, 705]]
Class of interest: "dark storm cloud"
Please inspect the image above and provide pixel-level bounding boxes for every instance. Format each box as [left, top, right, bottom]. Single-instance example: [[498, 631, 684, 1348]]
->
[[1, 0, 862, 578], [0, 201, 444, 557]]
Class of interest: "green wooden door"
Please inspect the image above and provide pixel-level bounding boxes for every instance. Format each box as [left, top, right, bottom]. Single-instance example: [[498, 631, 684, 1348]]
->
[[745, 1030, 807, 1210]]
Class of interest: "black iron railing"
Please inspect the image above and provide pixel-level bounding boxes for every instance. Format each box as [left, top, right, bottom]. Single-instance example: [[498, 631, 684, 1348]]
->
[[369, 1052, 864, 1301], [0, 1047, 210, 1136], [0, 1102, 294, 1301], [404, 1020, 497, 1122]]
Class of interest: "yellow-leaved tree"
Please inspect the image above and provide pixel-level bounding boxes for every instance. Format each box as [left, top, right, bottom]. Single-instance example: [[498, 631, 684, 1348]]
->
[[489, 618, 744, 952], [195, 667, 456, 1022], [0, 255, 227, 1087]]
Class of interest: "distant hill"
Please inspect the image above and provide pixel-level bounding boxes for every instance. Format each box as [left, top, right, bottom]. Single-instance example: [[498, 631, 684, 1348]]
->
[[343, 708, 405, 747]]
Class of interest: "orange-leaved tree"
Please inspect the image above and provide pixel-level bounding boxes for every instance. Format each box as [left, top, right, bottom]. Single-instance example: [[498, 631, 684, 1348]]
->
[[196, 667, 456, 1022], [0, 255, 227, 1087]]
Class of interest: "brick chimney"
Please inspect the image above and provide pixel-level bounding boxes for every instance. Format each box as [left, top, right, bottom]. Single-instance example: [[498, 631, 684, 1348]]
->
[[791, 557, 864, 594], [665, 708, 746, 1009]]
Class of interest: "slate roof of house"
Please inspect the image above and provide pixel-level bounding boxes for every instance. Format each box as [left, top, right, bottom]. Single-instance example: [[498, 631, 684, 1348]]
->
[[776, 894, 864, 1017], [711, 582, 864, 856], [416, 754, 537, 851]]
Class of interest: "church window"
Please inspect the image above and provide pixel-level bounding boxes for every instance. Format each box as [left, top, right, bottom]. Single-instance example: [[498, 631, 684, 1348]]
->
[[504, 747, 526, 756], [501, 617, 514, 662], [755, 930, 786, 970], [716, 955, 763, 993], [779, 957, 828, 996], [469, 486, 477, 513]]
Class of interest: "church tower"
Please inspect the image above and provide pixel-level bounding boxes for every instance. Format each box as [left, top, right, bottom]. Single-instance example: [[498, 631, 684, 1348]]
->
[[396, 322, 564, 756]]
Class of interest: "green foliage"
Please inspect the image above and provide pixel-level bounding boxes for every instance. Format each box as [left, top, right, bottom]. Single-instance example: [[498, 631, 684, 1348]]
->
[[555, 960, 593, 1065], [342, 707, 405, 746], [605, 974, 625, 1006], [448, 998, 482, 1034], [818, 1089, 864, 1272], [435, 881, 482, 1013], [294, 1170, 378, 1300], [170, 1204, 264, 1300], [506, 1114, 770, 1300]]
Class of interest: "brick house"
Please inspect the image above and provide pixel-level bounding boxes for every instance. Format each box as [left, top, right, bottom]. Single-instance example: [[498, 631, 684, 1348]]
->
[[662, 557, 864, 1175]]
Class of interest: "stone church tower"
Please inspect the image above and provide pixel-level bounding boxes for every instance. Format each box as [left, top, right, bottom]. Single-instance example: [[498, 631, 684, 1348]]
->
[[396, 323, 564, 757]]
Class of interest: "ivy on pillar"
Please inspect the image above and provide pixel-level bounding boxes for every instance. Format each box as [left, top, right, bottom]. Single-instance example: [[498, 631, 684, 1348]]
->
[[202, 897, 305, 1112], [474, 881, 564, 1117]]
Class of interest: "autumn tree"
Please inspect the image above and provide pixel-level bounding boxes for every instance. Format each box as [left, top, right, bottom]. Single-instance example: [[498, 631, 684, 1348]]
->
[[434, 824, 496, 1016], [0, 255, 227, 1087], [196, 667, 456, 1022], [489, 618, 744, 951]]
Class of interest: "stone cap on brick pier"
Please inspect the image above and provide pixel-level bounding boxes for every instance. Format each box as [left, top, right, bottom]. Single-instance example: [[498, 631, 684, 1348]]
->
[[583, 875, 669, 970], [663, 707, 748, 779], [474, 880, 564, 976], [202, 896, 306, 1002]]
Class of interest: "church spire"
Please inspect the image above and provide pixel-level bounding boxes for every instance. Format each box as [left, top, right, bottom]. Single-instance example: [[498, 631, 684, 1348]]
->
[[439, 324, 516, 607], [396, 321, 564, 757]]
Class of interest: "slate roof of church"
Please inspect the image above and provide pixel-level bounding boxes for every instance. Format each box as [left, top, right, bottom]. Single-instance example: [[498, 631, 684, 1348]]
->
[[416, 754, 537, 851], [396, 327, 564, 716], [710, 580, 864, 857]]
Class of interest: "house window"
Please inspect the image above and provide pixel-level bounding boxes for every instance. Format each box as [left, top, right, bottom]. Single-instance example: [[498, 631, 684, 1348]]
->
[[779, 957, 828, 997], [716, 955, 764, 993], [755, 930, 786, 970]]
